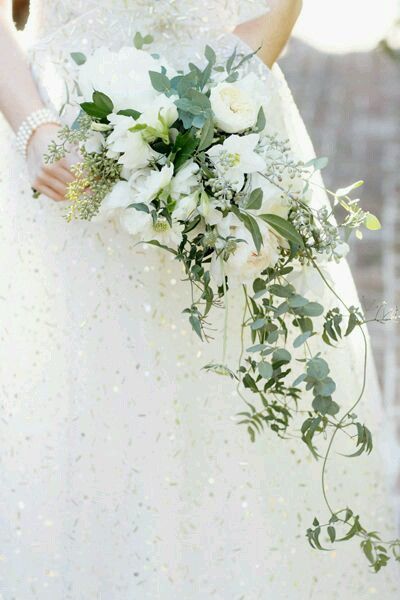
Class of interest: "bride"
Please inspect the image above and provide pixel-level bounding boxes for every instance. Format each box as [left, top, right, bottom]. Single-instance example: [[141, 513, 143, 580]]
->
[[0, 1, 398, 597]]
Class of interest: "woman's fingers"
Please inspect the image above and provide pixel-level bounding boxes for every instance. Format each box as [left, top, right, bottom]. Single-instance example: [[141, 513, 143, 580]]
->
[[37, 161, 77, 201], [43, 162, 75, 184], [45, 176, 67, 197], [33, 180, 65, 202]]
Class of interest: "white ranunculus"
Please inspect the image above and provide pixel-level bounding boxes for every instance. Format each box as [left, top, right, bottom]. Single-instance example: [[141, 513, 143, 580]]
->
[[106, 114, 159, 172], [210, 225, 279, 287], [78, 47, 165, 112], [210, 73, 267, 133], [207, 133, 265, 189]]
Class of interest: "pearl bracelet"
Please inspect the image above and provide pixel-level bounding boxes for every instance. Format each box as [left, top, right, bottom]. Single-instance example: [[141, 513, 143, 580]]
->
[[16, 108, 61, 159]]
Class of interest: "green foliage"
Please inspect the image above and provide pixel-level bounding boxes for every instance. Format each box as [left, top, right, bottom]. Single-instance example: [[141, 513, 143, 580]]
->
[[133, 32, 154, 49], [81, 91, 114, 120], [259, 214, 304, 247], [70, 52, 86, 65]]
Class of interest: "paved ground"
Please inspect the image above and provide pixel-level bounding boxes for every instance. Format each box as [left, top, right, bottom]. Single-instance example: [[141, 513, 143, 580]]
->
[[281, 39, 400, 438]]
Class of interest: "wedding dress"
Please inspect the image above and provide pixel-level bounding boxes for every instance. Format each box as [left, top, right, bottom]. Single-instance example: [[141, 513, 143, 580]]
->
[[0, 1, 398, 598]]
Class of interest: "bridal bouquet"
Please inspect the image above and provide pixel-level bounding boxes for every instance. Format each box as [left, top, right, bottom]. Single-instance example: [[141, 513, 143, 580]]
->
[[46, 34, 399, 571]]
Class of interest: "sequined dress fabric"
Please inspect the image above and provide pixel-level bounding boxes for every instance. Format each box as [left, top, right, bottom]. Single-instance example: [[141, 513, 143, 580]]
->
[[0, 1, 398, 598]]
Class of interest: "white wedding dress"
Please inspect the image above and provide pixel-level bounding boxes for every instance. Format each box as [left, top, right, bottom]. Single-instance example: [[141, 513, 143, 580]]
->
[[0, 1, 398, 598]]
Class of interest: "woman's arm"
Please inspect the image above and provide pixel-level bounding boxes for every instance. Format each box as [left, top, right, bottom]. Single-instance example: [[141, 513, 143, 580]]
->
[[234, 0, 303, 67], [0, 1, 75, 201]]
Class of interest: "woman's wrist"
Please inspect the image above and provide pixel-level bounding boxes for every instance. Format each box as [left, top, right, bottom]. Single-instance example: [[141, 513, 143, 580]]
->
[[16, 107, 61, 159]]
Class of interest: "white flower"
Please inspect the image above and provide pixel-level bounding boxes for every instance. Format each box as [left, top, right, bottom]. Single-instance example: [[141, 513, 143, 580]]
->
[[207, 133, 265, 189], [94, 180, 133, 222], [107, 114, 159, 172], [137, 94, 179, 141], [121, 210, 183, 247], [210, 73, 267, 133], [214, 211, 242, 238], [198, 190, 223, 225], [129, 164, 174, 204], [170, 161, 200, 200], [78, 47, 163, 112], [250, 172, 290, 219], [96, 164, 174, 223], [82, 130, 105, 154], [172, 191, 199, 221], [210, 225, 279, 287], [119, 207, 152, 237]]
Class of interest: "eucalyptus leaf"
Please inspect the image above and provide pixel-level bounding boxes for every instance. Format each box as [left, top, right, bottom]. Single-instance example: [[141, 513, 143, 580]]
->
[[149, 70, 171, 94], [293, 331, 313, 348], [258, 361, 273, 379], [71, 52, 86, 65]]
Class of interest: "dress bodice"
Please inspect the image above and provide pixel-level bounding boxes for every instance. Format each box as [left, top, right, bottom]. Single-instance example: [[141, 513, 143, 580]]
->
[[24, 0, 270, 113], [28, 0, 270, 41]]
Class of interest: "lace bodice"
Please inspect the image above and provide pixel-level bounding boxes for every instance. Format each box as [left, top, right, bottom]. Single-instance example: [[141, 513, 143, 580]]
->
[[28, 0, 270, 41], [25, 0, 270, 114]]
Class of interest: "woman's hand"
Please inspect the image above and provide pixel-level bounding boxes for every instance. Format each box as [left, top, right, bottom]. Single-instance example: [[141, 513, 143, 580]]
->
[[26, 123, 78, 202]]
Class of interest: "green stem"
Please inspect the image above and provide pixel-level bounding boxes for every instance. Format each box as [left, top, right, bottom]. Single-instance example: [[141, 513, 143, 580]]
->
[[312, 258, 369, 517], [221, 258, 229, 365]]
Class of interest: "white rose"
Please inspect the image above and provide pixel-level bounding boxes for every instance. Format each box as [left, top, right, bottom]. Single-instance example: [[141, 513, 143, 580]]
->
[[210, 73, 267, 133], [210, 225, 279, 287]]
